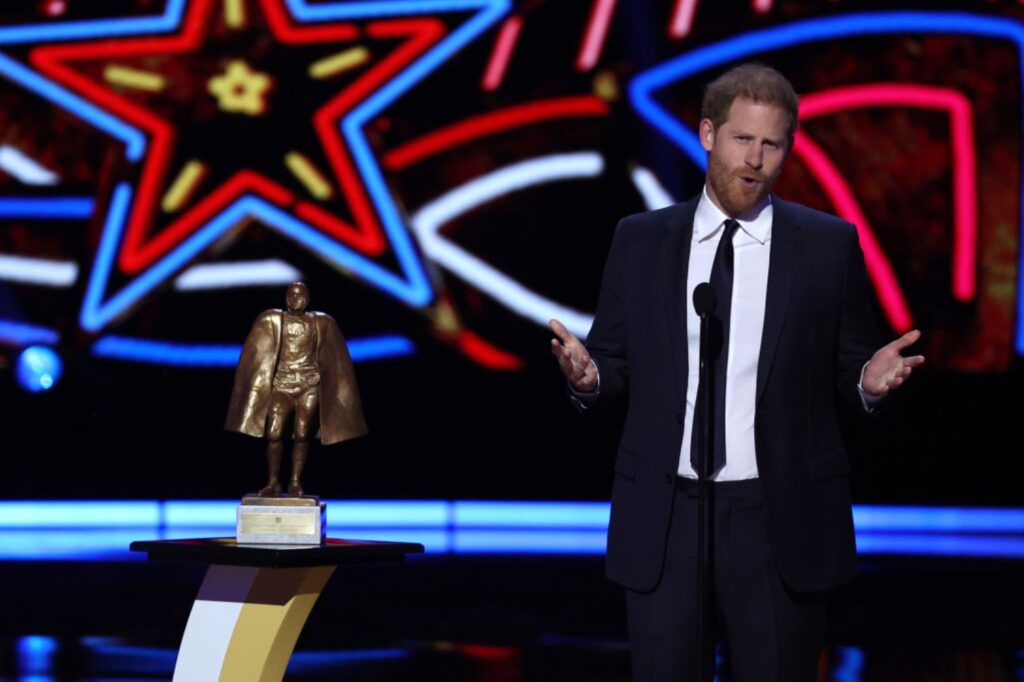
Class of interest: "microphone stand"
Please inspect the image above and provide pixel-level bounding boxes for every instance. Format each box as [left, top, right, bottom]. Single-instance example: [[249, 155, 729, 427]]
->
[[693, 283, 716, 682]]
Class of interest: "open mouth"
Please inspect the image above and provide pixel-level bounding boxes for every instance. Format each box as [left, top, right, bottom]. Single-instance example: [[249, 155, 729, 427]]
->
[[738, 175, 761, 190]]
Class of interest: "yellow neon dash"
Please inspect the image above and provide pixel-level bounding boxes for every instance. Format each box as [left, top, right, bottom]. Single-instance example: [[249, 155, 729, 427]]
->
[[285, 152, 334, 200], [308, 47, 370, 80], [430, 300, 461, 335], [104, 65, 166, 92], [224, 0, 246, 28], [162, 160, 206, 212]]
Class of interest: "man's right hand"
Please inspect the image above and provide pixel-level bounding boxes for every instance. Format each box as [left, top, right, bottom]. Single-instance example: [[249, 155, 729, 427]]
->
[[549, 319, 598, 393]]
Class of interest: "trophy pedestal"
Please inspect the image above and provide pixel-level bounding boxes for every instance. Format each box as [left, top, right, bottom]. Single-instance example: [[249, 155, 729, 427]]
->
[[236, 495, 325, 545], [130, 537, 424, 682]]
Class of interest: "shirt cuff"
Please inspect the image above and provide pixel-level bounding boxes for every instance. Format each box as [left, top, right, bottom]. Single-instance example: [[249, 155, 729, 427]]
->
[[568, 361, 600, 410], [857, 361, 884, 412]]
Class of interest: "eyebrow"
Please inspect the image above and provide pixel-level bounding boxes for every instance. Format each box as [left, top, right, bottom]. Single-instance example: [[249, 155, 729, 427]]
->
[[734, 130, 784, 147]]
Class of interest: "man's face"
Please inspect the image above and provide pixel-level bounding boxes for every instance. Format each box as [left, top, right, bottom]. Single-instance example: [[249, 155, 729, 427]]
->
[[700, 96, 790, 218], [286, 285, 308, 313]]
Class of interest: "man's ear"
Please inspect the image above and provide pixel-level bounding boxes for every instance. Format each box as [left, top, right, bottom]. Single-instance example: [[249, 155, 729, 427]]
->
[[699, 118, 715, 152]]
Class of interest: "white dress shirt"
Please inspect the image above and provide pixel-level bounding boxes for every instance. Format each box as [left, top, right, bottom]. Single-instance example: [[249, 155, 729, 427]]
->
[[678, 187, 771, 481]]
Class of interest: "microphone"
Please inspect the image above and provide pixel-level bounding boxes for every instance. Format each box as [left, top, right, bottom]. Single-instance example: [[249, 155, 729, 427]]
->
[[693, 282, 717, 318]]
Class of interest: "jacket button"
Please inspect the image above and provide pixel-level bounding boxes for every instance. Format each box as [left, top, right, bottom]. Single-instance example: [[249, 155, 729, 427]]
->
[[675, 413, 684, 425], [664, 473, 674, 484]]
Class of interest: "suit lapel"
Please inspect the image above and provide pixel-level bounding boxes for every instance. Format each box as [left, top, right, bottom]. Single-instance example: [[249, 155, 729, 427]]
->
[[757, 195, 802, 404], [659, 197, 699, 406]]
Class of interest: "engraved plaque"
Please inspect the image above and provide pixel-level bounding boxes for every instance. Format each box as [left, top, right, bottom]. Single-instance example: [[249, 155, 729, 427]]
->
[[239, 512, 316, 535], [236, 502, 325, 545]]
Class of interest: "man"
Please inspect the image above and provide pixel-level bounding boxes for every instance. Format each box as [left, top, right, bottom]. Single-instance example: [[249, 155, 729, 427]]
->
[[226, 281, 367, 497], [550, 64, 924, 681]]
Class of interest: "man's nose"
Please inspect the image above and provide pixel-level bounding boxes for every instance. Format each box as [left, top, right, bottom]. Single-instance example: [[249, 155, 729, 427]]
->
[[745, 146, 763, 169]]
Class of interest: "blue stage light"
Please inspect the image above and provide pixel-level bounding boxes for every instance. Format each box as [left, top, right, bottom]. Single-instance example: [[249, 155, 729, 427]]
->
[[0, 501, 1020, 560], [16, 635, 58, 674], [0, 501, 160, 527], [453, 529, 608, 554], [0, 529, 143, 561], [0, 320, 59, 346], [0, 197, 94, 219], [832, 646, 865, 682], [854, 506, 1024, 533], [855, 533, 1024, 558], [162, 501, 238, 526], [327, 501, 450, 527], [454, 501, 610, 528], [90, 334, 414, 367], [15, 346, 62, 393], [286, 648, 412, 673]]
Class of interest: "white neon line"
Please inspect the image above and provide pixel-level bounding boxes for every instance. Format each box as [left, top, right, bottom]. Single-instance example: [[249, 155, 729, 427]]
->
[[411, 152, 602, 338], [0, 145, 58, 185], [0, 254, 77, 286], [630, 166, 676, 210], [173, 259, 302, 290]]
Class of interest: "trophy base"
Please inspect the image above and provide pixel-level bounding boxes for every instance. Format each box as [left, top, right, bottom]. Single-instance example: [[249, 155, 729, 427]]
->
[[237, 495, 325, 545]]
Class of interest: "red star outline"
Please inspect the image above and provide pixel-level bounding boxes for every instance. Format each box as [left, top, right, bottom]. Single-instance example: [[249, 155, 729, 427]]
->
[[29, 0, 446, 275]]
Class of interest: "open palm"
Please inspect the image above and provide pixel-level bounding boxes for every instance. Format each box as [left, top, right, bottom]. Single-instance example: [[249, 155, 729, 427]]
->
[[862, 329, 925, 396]]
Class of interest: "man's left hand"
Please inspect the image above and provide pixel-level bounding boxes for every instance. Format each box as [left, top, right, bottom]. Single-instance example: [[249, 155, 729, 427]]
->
[[862, 329, 926, 397]]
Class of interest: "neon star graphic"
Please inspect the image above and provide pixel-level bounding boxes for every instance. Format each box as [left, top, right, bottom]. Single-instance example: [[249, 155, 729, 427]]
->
[[0, 0, 509, 332]]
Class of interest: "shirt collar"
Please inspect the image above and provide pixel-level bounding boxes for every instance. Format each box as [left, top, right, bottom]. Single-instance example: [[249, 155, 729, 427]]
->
[[694, 185, 772, 245]]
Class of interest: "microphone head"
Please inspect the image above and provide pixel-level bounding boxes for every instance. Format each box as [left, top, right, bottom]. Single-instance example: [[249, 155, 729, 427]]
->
[[693, 282, 717, 317]]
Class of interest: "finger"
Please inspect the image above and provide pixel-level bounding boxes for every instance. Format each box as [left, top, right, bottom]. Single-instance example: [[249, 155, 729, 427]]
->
[[549, 319, 579, 346], [553, 339, 575, 363], [561, 337, 589, 366], [904, 355, 925, 367], [890, 328, 922, 351], [550, 338, 569, 363], [573, 353, 593, 376], [552, 343, 574, 371]]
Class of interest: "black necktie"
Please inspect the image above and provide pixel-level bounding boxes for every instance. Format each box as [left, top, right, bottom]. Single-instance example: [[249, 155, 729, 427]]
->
[[691, 218, 741, 478]]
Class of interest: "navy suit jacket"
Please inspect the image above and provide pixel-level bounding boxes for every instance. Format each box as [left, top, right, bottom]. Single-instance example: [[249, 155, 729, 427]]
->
[[586, 194, 882, 593]]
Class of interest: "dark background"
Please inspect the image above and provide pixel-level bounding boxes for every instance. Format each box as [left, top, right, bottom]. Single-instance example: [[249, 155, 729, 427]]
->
[[0, 0, 1021, 505]]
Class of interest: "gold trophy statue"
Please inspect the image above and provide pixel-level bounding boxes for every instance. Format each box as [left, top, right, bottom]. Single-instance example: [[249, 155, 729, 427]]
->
[[225, 282, 366, 543]]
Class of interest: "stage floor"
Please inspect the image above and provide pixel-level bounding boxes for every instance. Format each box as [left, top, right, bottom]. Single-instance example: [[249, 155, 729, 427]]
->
[[0, 554, 1020, 681]]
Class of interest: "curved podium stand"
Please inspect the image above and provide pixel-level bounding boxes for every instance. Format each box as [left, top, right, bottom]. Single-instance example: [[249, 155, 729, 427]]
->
[[130, 538, 423, 681]]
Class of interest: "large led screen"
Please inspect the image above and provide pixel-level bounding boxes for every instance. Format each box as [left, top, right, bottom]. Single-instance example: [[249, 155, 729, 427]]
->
[[0, 0, 1020, 503]]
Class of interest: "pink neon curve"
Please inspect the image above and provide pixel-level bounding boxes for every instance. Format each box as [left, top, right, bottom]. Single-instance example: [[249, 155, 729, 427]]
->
[[669, 0, 699, 39], [799, 85, 977, 305], [792, 135, 913, 332], [576, 0, 617, 72], [481, 15, 523, 92]]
